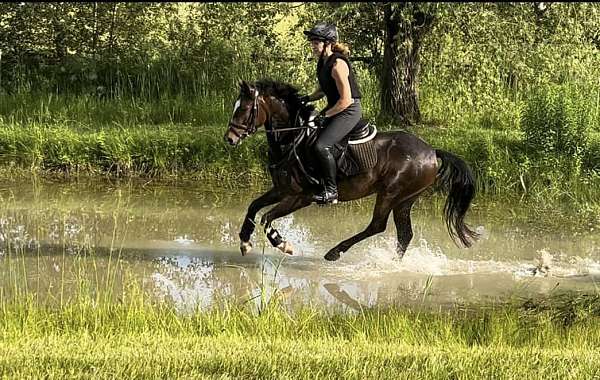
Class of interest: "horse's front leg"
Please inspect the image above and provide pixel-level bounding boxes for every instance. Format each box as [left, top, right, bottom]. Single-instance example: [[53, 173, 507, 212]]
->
[[239, 188, 282, 255], [260, 195, 312, 255]]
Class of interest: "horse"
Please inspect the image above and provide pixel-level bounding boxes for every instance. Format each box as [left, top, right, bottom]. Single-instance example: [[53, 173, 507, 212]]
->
[[224, 79, 478, 261]]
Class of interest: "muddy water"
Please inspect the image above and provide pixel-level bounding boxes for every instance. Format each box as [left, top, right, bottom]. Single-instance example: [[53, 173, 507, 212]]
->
[[1, 179, 599, 312]]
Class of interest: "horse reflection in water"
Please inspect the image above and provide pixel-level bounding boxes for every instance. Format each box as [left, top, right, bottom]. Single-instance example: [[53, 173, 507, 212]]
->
[[224, 80, 478, 261]]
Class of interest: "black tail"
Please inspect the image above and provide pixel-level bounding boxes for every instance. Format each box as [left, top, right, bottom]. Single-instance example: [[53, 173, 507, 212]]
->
[[435, 149, 479, 247]]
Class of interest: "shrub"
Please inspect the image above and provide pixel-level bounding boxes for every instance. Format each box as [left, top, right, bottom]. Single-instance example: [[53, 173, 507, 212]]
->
[[521, 83, 595, 177]]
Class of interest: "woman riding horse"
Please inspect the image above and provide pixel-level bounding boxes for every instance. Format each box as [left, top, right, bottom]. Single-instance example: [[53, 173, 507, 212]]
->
[[301, 22, 363, 205], [224, 79, 479, 261]]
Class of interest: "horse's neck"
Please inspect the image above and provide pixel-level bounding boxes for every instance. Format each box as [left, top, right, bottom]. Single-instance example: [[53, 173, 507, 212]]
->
[[266, 97, 291, 128], [264, 97, 301, 162]]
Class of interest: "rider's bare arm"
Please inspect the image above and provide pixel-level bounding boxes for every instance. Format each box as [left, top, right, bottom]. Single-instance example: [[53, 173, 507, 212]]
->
[[325, 59, 353, 118]]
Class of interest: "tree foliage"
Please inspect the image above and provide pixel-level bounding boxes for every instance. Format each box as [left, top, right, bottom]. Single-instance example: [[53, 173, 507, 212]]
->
[[0, 2, 598, 128]]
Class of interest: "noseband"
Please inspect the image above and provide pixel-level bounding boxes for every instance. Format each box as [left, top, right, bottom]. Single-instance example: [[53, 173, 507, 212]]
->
[[228, 90, 260, 139]]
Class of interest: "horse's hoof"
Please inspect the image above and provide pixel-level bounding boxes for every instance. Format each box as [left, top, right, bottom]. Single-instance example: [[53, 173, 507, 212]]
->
[[277, 241, 294, 255], [240, 241, 253, 256], [396, 250, 406, 261], [260, 214, 269, 227], [324, 250, 341, 261]]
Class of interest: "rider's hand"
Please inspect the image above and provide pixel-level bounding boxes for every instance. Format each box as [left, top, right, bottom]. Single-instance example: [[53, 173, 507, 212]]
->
[[315, 111, 328, 127], [308, 109, 326, 128], [299, 94, 311, 105]]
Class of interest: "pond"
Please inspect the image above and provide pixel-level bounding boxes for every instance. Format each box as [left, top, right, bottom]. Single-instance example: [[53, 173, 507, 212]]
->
[[1, 178, 599, 312]]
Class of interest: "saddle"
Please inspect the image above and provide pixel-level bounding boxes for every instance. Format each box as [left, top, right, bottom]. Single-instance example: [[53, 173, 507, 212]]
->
[[304, 117, 378, 179]]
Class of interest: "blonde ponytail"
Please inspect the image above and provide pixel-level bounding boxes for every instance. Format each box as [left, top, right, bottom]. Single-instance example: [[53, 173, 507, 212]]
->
[[332, 42, 350, 57]]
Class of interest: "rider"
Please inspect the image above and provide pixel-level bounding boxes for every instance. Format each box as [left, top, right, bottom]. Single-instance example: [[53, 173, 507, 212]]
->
[[301, 22, 363, 205]]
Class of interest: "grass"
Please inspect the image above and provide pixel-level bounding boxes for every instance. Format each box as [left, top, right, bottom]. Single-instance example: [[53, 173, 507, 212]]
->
[[3, 334, 600, 379], [0, 122, 268, 183], [1, 118, 599, 186], [0, 92, 231, 127], [2, 292, 600, 379]]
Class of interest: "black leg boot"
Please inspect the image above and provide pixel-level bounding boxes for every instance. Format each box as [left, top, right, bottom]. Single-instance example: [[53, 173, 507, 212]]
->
[[312, 146, 339, 205]]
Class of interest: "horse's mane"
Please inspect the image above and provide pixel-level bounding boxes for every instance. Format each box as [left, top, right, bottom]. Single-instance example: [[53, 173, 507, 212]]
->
[[253, 79, 314, 124]]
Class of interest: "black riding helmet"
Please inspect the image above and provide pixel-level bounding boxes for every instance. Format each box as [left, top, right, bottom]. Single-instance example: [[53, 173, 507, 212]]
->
[[303, 22, 338, 43]]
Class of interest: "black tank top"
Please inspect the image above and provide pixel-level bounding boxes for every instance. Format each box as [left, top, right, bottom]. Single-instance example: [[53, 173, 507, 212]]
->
[[317, 52, 362, 109]]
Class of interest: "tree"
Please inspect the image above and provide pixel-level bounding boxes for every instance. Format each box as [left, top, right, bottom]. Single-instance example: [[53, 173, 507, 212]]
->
[[380, 3, 438, 125]]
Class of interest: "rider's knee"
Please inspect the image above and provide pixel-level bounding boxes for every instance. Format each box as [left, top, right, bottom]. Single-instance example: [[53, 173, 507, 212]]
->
[[314, 140, 330, 156]]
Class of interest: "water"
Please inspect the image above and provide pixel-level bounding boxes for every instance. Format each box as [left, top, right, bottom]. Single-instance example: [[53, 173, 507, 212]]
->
[[1, 178, 599, 312]]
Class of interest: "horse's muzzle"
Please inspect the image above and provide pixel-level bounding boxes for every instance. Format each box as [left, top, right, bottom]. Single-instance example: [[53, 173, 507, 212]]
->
[[224, 133, 237, 146]]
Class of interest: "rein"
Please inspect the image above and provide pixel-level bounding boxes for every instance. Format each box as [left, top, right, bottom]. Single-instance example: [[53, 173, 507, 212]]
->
[[263, 126, 311, 133], [265, 104, 320, 185], [229, 93, 312, 135]]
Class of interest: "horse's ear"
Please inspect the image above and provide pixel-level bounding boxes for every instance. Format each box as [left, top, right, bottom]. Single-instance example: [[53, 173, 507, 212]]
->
[[239, 80, 252, 97]]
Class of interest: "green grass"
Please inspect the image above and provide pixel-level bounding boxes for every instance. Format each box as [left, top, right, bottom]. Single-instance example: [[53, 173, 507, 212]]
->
[[3, 334, 600, 379], [0, 92, 231, 127], [413, 124, 600, 230], [0, 122, 268, 183], [2, 294, 600, 379]]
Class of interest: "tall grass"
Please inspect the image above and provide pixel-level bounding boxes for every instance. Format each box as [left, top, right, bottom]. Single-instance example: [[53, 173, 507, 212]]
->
[[0, 92, 231, 127], [0, 122, 269, 182]]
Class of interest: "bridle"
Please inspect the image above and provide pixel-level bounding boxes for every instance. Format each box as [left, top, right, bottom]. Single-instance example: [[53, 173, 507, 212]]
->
[[228, 88, 314, 142], [227, 89, 260, 140]]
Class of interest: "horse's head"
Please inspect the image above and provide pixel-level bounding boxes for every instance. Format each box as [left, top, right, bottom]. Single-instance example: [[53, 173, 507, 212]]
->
[[224, 80, 269, 146]]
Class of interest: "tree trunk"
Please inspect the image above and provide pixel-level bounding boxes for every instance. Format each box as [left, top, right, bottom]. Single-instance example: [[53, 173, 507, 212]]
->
[[380, 4, 433, 125], [52, 3, 67, 64], [108, 3, 118, 57], [92, 2, 98, 61]]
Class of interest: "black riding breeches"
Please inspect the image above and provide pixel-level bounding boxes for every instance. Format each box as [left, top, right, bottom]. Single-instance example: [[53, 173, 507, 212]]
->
[[314, 100, 362, 161]]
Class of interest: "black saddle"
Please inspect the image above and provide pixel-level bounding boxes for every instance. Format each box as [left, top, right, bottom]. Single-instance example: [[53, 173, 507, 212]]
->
[[303, 118, 377, 180]]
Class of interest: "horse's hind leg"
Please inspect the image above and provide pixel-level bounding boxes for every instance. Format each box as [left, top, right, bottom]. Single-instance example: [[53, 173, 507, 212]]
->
[[239, 188, 281, 255], [324, 193, 395, 261], [260, 195, 312, 255], [393, 198, 417, 259]]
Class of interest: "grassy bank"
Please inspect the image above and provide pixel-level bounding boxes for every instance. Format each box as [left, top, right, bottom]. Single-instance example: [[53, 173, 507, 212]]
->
[[0, 122, 267, 181], [1, 121, 599, 228], [2, 293, 600, 379]]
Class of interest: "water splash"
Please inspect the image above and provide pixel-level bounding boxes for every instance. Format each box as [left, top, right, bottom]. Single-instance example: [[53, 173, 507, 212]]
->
[[513, 249, 600, 279], [267, 215, 317, 256], [173, 235, 195, 245], [325, 236, 600, 281]]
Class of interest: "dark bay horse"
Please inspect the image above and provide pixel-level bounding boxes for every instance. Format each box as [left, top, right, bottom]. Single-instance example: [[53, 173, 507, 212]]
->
[[224, 79, 478, 261]]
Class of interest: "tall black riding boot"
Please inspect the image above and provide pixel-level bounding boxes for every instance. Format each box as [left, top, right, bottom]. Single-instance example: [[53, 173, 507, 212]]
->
[[312, 146, 339, 205]]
